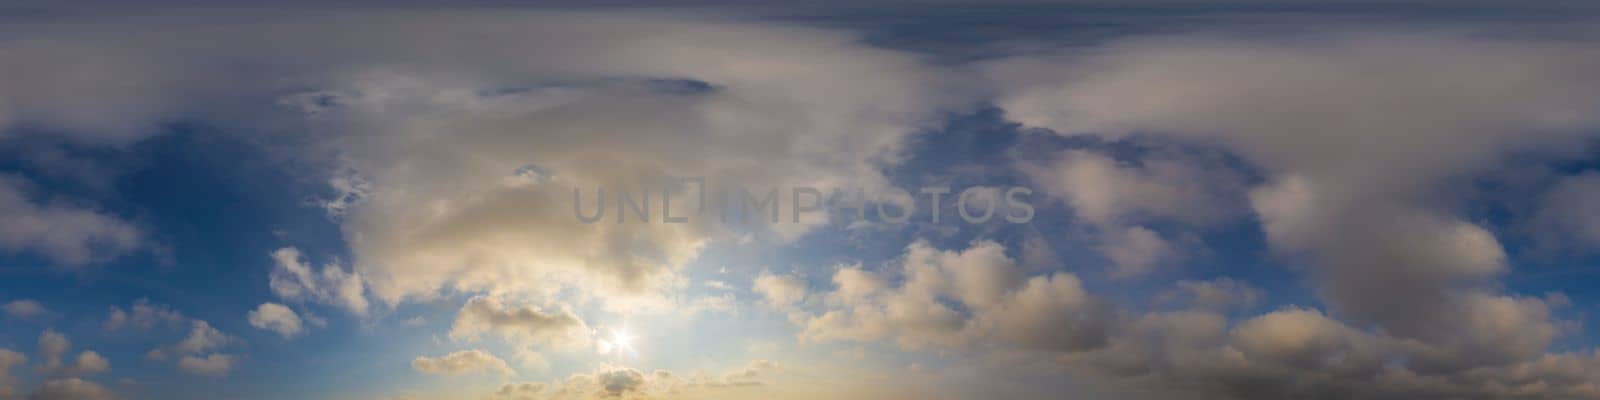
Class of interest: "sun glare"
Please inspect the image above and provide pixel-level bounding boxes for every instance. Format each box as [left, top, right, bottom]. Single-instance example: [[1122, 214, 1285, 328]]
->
[[612, 329, 635, 353], [599, 327, 638, 357]]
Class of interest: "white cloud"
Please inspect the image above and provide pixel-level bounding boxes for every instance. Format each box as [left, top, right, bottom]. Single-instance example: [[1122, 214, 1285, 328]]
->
[[1, 299, 45, 318], [488, 382, 548, 400], [795, 240, 1114, 352], [176, 354, 236, 377], [104, 298, 185, 331], [1022, 149, 1242, 227], [143, 319, 242, 378], [0, 174, 139, 267], [1532, 172, 1600, 250], [991, 31, 1596, 393], [1021, 148, 1235, 277], [0, 348, 24, 398], [87, 11, 954, 313], [175, 320, 231, 355], [449, 296, 589, 350], [68, 351, 110, 375], [753, 272, 808, 309], [247, 302, 305, 339], [27, 378, 116, 400], [411, 349, 514, 376], [269, 247, 369, 317], [1098, 225, 1176, 278], [1160, 278, 1263, 311], [718, 360, 780, 386], [29, 330, 110, 377], [36, 329, 69, 371], [684, 294, 737, 316]]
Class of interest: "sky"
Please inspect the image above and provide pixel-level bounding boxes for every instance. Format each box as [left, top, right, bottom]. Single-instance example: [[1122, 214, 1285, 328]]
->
[[4, 1, 1600, 400]]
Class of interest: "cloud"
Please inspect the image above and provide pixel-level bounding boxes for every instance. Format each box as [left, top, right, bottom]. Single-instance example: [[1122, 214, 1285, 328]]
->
[[57, 11, 953, 312], [176, 354, 236, 377], [1022, 149, 1243, 227], [1531, 172, 1600, 250], [0, 174, 139, 267], [175, 321, 231, 355], [546, 366, 665, 399], [145, 320, 241, 377], [269, 247, 370, 317], [7, 9, 1600, 400], [1159, 278, 1263, 311], [753, 273, 809, 309], [683, 294, 737, 317], [489, 382, 548, 400], [718, 360, 780, 387], [794, 240, 1114, 352], [0, 348, 24, 398], [449, 296, 590, 350], [247, 302, 305, 339], [986, 30, 1600, 398], [411, 349, 515, 376], [1, 299, 45, 318], [29, 330, 109, 378], [1097, 225, 1177, 278], [103, 298, 185, 331], [98, 299, 240, 377], [35, 329, 69, 372], [1020, 148, 1240, 277], [495, 362, 782, 399], [594, 368, 645, 397], [26, 378, 115, 400], [66, 352, 109, 376]]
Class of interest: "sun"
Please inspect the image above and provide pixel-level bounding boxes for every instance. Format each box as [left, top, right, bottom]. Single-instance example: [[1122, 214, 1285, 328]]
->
[[599, 327, 638, 357], [611, 329, 636, 353]]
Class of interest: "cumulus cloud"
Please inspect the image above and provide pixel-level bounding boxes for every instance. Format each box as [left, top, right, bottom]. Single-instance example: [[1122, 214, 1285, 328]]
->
[[490, 361, 781, 399], [1160, 278, 1263, 311], [0, 8, 931, 322], [489, 382, 548, 400], [1531, 172, 1600, 251], [175, 321, 231, 355], [0, 348, 24, 398], [1, 299, 45, 318], [983, 31, 1600, 398], [269, 247, 369, 316], [66, 352, 110, 376], [103, 298, 184, 331], [547, 366, 661, 399], [247, 302, 305, 339], [449, 297, 590, 350], [1022, 149, 1243, 227], [176, 354, 235, 377], [411, 349, 515, 376], [35, 329, 69, 372], [0, 174, 139, 267], [8, 8, 1600, 400], [1020, 148, 1240, 277], [718, 360, 780, 387], [793, 240, 1114, 352], [26, 378, 115, 400], [149, 320, 240, 377], [30, 330, 110, 377], [1097, 225, 1177, 278], [752, 273, 809, 309]]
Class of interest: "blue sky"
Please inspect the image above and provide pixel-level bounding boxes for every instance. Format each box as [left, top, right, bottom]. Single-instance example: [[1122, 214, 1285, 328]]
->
[[2, 2, 1600, 400]]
